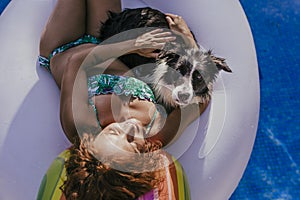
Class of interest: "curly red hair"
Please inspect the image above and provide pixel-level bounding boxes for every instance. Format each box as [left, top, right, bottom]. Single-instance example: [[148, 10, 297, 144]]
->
[[61, 136, 164, 200]]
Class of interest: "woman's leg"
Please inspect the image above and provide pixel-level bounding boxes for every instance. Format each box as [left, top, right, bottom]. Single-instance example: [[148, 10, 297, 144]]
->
[[39, 0, 87, 57], [86, 0, 121, 37]]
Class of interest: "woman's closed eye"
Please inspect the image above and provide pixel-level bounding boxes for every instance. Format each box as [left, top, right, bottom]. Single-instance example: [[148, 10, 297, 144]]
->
[[107, 129, 120, 135], [107, 124, 125, 135]]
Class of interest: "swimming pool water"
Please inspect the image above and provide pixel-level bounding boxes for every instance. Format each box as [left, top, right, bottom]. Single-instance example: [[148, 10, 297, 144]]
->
[[1, 0, 299, 199], [230, 0, 300, 199], [0, 0, 9, 14]]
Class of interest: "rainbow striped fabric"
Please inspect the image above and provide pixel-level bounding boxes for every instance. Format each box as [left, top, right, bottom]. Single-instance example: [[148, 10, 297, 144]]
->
[[37, 150, 190, 200]]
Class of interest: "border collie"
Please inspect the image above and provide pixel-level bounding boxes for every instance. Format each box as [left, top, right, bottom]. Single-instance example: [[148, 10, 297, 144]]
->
[[99, 7, 232, 110]]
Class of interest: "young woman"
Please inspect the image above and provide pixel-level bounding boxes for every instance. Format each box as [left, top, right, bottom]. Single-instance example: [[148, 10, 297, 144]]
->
[[37, 0, 208, 199]]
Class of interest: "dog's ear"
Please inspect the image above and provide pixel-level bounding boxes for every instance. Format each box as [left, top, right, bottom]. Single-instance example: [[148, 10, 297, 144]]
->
[[208, 50, 232, 73]]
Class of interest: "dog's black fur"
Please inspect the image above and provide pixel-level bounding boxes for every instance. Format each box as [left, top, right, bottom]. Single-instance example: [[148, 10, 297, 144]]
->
[[98, 7, 231, 110], [99, 7, 175, 68]]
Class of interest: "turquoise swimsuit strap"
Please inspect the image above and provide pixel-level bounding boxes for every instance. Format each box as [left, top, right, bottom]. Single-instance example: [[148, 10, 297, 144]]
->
[[38, 35, 100, 73], [145, 109, 158, 135], [49, 35, 100, 60]]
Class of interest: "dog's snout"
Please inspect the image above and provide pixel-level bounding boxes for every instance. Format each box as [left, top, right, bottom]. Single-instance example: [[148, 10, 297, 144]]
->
[[178, 91, 191, 102], [175, 78, 184, 86]]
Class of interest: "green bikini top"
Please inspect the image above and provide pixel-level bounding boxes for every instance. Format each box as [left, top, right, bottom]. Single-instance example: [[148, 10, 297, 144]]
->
[[87, 74, 159, 134], [88, 74, 156, 103]]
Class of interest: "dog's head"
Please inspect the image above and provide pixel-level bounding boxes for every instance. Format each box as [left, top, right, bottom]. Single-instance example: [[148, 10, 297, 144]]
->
[[99, 7, 232, 108], [151, 46, 231, 108], [99, 7, 187, 68]]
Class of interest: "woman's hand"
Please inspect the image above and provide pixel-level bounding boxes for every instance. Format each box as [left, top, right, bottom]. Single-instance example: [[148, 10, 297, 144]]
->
[[133, 29, 176, 58], [165, 13, 198, 48], [82, 29, 175, 69]]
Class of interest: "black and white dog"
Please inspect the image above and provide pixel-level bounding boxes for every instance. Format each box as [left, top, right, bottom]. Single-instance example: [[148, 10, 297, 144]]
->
[[152, 46, 230, 109], [99, 7, 232, 110]]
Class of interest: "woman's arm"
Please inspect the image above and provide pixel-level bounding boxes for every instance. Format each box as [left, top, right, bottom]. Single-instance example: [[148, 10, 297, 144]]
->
[[60, 52, 99, 143], [149, 102, 209, 147], [60, 30, 176, 143], [82, 29, 176, 70]]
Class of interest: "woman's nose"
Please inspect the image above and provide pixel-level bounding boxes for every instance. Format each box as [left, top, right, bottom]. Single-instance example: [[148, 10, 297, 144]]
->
[[126, 123, 146, 138], [124, 123, 145, 143]]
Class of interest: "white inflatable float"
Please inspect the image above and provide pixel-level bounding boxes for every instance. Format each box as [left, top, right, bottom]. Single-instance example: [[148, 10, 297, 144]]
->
[[0, 0, 259, 199]]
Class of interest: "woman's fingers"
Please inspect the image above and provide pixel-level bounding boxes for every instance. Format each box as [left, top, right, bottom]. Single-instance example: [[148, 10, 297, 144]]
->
[[151, 42, 165, 49], [134, 28, 177, 58], [165, 13, 182, 23], [146, 28, 163, 34], [166, 16, 175, 26], [165, 14, 185, 33], [151, 31, 173, 37], [151, 30, 176, 43], [152, 35, 176, 43], [165, 13, 180, 18], [136, 29, 176, 48], [148, 29, 175, 40]]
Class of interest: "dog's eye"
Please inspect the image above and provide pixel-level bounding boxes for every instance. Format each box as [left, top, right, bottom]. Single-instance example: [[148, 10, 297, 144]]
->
[[178, 65, 187, 75], [192, 70, 209, 95], [192, 70, 203, 81], [177, 60, 191, 75]]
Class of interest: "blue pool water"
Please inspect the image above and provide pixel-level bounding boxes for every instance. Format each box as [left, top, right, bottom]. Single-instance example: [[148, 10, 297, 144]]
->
[[230, 0, 300, 199], [1, 0, 299, 199]]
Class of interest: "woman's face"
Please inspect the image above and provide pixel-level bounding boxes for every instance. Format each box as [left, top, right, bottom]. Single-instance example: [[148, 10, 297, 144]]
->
[[89, 119, 147, 161]]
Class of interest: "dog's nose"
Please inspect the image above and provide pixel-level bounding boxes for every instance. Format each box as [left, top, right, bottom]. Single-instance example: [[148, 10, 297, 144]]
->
[[178, 92, 191, 102]]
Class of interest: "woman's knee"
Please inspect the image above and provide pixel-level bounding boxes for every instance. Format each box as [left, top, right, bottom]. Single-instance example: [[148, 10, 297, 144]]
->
[[39, 29, 52, 57]]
